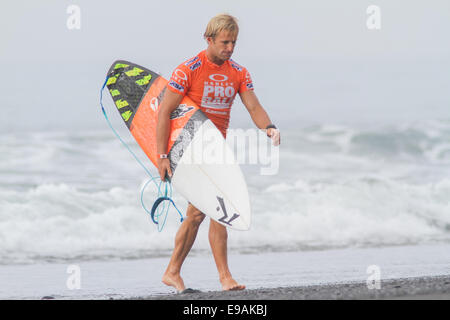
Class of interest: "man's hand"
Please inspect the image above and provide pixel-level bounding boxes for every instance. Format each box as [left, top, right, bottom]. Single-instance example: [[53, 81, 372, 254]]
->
[[239, 91, 279, 146], [266, 128, 280, 146], [156, 89, 183, 182], [157, 158, 172, 181]]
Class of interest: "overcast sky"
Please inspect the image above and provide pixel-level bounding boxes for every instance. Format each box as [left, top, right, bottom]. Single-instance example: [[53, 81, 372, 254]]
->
[[1, 0, 449, 132]]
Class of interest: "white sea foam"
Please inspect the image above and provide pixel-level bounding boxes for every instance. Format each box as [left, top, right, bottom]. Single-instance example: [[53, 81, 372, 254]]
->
[[1, 121, 450, 264]]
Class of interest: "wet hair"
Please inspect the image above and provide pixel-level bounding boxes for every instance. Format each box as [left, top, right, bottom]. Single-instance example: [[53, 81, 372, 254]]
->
[[204, 13, 239, 40]]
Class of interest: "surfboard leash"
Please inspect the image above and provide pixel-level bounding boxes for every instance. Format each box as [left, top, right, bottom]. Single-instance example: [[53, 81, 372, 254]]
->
[[100, 75, 184, 231]]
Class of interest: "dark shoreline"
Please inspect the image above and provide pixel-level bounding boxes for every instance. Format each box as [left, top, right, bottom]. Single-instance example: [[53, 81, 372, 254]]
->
[[134, 275, 450, 300]]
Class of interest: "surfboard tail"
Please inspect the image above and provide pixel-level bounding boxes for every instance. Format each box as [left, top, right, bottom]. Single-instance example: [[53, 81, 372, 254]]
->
[[105, 60, 200, 170]]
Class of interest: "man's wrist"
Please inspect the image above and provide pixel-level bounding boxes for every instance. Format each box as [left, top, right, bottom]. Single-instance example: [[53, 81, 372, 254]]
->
[[158, 153, 168, 159], [265, 124, 277, 137]]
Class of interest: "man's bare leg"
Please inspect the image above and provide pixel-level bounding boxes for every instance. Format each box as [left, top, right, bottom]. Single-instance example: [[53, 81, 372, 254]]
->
[[162, 204, 205, 292], [209, 219, 246, 291]]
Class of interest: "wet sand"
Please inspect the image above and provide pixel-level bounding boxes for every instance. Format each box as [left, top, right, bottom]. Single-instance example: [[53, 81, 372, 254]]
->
[[138, 275, 450, 300], [2, 243, 449, 299]]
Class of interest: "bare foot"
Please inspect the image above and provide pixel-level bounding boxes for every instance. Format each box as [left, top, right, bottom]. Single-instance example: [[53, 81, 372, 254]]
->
[[220, 277, 246, 291], [162, 272, 185, 292]]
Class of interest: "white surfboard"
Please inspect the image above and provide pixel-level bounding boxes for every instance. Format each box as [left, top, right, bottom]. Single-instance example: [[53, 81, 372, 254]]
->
[[172, 119, 251, 231], [105, 60, 251, 231]]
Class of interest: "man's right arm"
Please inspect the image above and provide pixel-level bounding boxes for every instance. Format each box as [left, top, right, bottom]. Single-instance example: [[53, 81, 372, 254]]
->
[[156, 88, 184, 181]]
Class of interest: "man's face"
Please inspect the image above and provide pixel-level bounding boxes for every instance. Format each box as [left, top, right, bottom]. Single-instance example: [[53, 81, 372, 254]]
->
[[207, 30, 237, 62]]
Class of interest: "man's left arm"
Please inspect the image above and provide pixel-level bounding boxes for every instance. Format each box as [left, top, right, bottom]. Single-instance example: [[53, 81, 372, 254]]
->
[[239, 90, 280, 146]]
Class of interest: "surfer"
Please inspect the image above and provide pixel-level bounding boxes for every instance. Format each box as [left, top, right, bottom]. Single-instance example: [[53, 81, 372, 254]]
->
[[156, 14, 280, 292]]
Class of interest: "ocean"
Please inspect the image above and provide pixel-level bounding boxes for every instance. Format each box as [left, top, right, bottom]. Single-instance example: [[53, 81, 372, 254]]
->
[[1, 120, 450, 267], [2, 0, 450, 301]]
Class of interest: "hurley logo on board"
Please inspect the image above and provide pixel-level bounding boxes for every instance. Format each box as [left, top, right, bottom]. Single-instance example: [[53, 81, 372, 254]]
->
[[170, 104, 195, 119], [216, 196, 240, 226]]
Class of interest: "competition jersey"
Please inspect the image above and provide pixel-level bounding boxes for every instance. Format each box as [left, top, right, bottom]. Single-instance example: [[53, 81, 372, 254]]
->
[[167, 50, 254, 137]]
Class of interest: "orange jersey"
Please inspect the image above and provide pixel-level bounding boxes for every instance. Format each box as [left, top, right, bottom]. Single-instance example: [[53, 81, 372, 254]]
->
[[167, 50, 254, 137]]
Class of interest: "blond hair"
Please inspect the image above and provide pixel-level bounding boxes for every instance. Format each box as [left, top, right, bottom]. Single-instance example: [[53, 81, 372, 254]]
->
[[204, 14, 239, 39]]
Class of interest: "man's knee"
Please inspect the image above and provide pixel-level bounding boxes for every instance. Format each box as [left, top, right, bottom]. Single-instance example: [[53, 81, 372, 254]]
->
[[191, 211, 206, 226], [187, 204, 205, 226]]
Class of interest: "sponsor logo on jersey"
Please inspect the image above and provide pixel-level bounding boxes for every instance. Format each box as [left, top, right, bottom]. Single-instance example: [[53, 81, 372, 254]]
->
[[246, 83, 254, 90], [230, 60, 243, 71], [201, 81, 236, 109], [205, 109, 227, 115], [169, 81, 184, 92], [209, 74, 229, 82], [185, 56, 199, 66], [190, 60, 202, 71], [174, 69, 188, 81]]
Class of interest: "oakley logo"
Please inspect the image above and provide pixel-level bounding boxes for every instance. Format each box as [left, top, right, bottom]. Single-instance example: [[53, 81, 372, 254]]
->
[[209, 74, 228, 82]]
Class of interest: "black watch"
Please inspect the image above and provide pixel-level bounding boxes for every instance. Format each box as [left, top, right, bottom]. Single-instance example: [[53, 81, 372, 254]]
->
[[265, 124, 277, 137]]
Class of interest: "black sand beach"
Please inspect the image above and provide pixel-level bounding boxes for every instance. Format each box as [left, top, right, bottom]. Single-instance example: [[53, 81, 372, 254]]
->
[[138, 275, 450, 300]]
